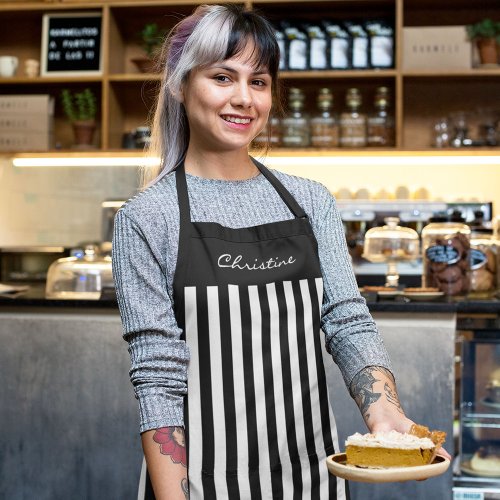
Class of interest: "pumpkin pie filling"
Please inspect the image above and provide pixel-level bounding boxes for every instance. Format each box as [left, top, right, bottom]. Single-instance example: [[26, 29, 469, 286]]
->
[[345, 425, 446, 469]]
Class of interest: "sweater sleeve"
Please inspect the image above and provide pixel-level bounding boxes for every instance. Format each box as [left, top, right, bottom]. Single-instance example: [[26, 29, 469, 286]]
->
[[313, 188, 393, 389], [112, 209, 189, 433]]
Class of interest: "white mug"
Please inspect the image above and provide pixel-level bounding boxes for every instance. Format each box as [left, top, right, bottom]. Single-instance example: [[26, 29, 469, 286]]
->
[[0, 56, 18, 77]]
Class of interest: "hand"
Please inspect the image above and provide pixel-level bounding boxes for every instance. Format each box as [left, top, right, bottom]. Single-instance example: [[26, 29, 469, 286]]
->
[[370, 417, 452, 462]]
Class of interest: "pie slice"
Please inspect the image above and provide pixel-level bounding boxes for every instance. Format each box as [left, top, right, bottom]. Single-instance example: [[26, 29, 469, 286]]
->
[[345, 425, 446, 469]]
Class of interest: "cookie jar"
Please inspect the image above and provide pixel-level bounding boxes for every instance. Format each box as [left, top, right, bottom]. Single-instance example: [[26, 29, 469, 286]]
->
[[421, 214, 471, 296], [469, 227, 499, 298]]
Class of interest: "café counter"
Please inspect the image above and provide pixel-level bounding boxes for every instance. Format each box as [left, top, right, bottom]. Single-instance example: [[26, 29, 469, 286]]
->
[[1, 286, 499, 500]]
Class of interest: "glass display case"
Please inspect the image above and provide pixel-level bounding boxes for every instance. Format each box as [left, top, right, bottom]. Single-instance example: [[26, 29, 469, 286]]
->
[[454, 326, 500, 499]]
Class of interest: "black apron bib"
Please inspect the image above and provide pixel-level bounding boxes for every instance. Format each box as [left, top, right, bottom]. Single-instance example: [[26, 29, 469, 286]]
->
[[142, 159, 345, 499]]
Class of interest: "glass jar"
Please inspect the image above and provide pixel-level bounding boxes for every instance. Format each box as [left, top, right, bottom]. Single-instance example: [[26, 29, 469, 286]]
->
[[281, 87, 310, 147], [421, 214, 471, 296], [310, 87, 339, 147], [340, 87, 367, 148], [251, 116, 282, 149], [367, 86, 395, 147], [469, 228, 499, 298]]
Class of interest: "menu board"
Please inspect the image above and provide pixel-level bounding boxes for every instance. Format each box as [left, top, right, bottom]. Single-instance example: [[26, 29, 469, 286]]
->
[[41, 12, 102, 76]]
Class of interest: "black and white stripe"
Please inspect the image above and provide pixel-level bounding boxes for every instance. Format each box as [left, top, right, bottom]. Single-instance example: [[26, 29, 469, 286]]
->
[[185, 278, 341, 499]]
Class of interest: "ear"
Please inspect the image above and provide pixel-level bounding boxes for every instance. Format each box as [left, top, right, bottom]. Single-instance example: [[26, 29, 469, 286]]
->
[[171, 86, 184, 103]]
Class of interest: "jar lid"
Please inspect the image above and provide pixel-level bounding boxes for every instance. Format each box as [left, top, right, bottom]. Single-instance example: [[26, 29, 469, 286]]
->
[[428, 213, 447, 223], [449, 210, 466, 222], [429, 210, 465, 223]]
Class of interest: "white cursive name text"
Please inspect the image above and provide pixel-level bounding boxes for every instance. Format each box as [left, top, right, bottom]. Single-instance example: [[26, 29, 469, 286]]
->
[[217, 253, 296, 271]]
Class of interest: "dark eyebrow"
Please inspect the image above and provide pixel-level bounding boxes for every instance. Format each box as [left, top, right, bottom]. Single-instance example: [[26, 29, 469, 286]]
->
[[211, 64, 270, 76]]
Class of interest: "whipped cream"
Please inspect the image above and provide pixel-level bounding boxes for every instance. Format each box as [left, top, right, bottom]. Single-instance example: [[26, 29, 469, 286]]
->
[[346, 431, 434, 450]]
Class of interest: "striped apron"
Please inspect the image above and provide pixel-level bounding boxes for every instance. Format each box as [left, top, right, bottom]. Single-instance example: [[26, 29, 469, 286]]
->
[[141, 160, 346, 499]]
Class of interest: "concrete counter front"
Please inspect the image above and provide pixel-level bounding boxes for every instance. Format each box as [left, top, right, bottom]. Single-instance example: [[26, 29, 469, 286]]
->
[[0, 306, 455, 500], [0, 310, 142, 500]]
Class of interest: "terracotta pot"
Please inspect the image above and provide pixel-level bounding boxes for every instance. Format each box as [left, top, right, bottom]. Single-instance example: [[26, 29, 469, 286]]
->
[[72, 120, 96, 147], [476, 38, 498, 66], [131, 57, 158, 73]]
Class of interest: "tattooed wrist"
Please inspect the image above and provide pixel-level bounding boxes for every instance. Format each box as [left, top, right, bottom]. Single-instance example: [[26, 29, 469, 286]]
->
[[350, 367, 381, 420], [350, 366, 402, 421], [384, 382, 404, 414], [152, 426, 187, 468]]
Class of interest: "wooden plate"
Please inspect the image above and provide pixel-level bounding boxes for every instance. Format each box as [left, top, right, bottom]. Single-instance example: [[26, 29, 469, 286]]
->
[[402, 291, 444, 301], [326, 453, 450, 483]]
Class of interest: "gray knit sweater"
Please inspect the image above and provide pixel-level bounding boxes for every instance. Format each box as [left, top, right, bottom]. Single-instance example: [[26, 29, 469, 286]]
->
[[112, 165, 392, 433]]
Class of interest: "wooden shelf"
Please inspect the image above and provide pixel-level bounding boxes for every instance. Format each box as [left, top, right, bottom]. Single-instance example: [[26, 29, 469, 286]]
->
[[280, 70, 398, 79], [402, 68, 500, 78], [0, 0, 499, 154], [108, 73, 162, 82], [6, 148, 500, 160], [0, 76, 104, 85]]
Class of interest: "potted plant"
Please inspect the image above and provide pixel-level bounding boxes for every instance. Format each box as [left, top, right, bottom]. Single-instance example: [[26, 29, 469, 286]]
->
[[131, 23, 166, 73], [466, 18, 500, 66], [61, 88, 97, 148]]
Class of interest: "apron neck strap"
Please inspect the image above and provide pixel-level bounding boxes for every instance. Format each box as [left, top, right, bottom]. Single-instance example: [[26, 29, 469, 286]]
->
[[175, 157, 308, 222], [175, 163, 192, 228], [250, 157, 307, 219]]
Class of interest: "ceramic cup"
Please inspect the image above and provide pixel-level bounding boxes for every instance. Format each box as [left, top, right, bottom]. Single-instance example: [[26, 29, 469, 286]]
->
[[0, 55, 18, 77], [24, 58, 40, 78]]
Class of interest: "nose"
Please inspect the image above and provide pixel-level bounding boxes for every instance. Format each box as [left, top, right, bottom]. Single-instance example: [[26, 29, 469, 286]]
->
[[231, 82, 253, 108]]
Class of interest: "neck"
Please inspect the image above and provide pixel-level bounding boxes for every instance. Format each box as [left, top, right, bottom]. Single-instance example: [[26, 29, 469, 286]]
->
[[184, 148, 259, 181]]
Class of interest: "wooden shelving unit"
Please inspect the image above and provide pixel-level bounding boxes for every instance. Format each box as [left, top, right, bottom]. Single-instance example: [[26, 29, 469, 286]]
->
[[0, 0, 499, 155]]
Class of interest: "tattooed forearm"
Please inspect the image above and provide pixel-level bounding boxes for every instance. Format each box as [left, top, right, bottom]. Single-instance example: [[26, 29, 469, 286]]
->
[[350, 367, 381, 420], [350, 366, 401, 421], [181, 477, 189, 499], [384, 382, 404, 414], [152, 426, 187, 467]]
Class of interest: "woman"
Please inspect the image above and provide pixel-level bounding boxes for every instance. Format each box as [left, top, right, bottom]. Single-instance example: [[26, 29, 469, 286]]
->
[[112, 5, 445, 499]]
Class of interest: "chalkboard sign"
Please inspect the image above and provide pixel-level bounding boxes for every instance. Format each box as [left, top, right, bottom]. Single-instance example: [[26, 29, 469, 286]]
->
[[41, 12, 102, 77]]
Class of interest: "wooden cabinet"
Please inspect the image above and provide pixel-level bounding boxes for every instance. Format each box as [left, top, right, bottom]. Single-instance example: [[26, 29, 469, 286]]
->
[[0, 0, 499, 153]]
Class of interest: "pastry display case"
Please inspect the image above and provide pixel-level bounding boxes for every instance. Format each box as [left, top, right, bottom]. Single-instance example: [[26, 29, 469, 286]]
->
[[454, 326, 500, 499]]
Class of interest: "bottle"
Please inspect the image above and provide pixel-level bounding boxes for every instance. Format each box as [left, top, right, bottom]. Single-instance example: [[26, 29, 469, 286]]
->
[[344, 22, 369, 69], [305, 24, 328, 70], [283, 24, 308, 71], [421, 212, 471, 296], [310, 88, 339, 148], [274, 26, 287, 71], [367, 87, 395, 147], [365, 21, 394, 69], [322, 22, 350, 70], [251, 116, 282, 149], [281, 88, 310, 147], [340, 88, 367, 148]]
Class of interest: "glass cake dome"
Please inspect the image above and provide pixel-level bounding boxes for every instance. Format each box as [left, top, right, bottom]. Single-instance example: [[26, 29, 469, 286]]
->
[[362, 217, 420, 287], [45, 244, 113, 300]]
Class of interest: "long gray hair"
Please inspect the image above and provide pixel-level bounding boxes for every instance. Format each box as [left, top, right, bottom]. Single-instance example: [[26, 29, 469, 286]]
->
[[142, 4, 281, 188]]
